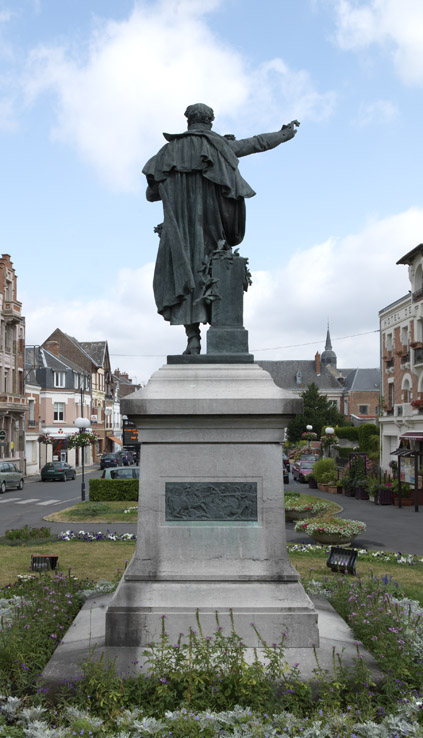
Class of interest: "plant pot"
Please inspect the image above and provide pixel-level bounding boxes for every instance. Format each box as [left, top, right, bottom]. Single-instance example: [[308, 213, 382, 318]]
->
[[318, 483, 329, 492], [355, 486, 369, 500], [393, 497, 413, 506], [344, 486, 355, 497], [285, 510, 315, 521], [308, 478, 318, 489], [374, 488, 392, 505], [308, 531, 358, 546], [328, 485, 338, 494]]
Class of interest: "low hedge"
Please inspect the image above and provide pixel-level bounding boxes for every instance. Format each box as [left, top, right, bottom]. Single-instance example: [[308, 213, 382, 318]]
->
[[335, 426, 359, 441], [89, 478, 139, 501]]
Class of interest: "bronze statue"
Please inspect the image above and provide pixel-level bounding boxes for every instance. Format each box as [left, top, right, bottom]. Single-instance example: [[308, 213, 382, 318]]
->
[[143, 103, 299, 354]]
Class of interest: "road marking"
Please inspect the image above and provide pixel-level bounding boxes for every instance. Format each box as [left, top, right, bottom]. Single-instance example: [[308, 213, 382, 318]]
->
[[15, 498, 40, 505], [37, 499, 61, 506], [0, 497, 21, 503], [53, 496, 79, 505]]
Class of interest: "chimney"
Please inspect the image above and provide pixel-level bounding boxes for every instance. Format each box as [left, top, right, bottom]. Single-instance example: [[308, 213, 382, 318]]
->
[[46, 340, 60, 357], [315, 351, 321, 375]]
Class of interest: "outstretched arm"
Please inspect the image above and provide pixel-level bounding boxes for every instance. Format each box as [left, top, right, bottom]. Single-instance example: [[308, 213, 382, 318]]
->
[[229, 120, 300, 158]]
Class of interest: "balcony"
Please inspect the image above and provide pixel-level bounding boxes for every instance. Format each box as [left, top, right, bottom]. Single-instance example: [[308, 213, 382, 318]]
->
[[400, 352, 410, 368], [412, 287, 423, 303]]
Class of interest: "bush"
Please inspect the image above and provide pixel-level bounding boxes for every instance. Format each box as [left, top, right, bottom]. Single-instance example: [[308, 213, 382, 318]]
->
[[358, 423, 379, 453], [312, 457, 337, 483], [89, 479, 139, 501], [335, 426, 359, 441], [336, 446, 356, 459]]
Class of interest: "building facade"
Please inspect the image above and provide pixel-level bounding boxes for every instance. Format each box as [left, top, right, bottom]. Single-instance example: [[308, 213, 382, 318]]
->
[[0, 255, 26, 471], [379, 243, 423, 470]]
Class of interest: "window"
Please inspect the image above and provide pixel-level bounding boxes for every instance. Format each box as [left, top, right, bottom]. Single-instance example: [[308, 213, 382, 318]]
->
[[54, 402, 65, 421], [28, 400, 35, 426], [54, 371, 65, 388], [359, 405, 368, 415], [4, 369, 8, 393]]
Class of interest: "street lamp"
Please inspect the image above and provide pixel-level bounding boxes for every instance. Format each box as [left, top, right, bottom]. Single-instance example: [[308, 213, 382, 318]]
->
[[74, 416, 90, 501], [306, 424, 313, 450], [325, 426, 335, 457]]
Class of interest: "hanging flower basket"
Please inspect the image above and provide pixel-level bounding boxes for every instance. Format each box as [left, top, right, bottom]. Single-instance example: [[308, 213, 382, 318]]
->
[[38, 434, 53, 445], [66, 432, 98, 449]]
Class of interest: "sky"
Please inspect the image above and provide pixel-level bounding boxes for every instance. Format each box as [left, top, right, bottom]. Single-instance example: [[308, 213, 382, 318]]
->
[[1, 0, 423, 385]]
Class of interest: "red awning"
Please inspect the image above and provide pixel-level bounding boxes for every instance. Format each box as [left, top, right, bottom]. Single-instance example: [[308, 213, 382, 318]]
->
[[399, 432, 423, 440]]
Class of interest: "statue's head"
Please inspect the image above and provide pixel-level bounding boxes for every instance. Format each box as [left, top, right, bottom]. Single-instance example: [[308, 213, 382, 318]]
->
[[185, 103, 214, 129]]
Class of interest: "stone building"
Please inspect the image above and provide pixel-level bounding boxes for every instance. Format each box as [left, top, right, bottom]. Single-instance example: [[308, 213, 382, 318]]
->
[[0, 254, 26, 471]]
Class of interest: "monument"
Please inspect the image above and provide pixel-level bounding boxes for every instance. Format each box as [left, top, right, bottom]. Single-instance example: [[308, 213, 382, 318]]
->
[[105, 105, 319, 652]]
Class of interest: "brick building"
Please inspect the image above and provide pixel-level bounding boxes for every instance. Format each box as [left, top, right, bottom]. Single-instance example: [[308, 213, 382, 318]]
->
[[379, 242, 423, 470], [0, 254, 26, 471]]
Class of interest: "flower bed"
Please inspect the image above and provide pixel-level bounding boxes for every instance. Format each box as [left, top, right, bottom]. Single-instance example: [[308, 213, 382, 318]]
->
[[284, 500, 330, 521], [295, 516, 366, 545]]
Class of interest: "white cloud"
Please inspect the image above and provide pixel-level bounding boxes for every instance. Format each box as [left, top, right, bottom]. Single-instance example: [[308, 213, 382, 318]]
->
[[333, 0, 423, 85], [353, 98, 398, 126], [22, 0, 335, 191], [25, 206, 423, 382]]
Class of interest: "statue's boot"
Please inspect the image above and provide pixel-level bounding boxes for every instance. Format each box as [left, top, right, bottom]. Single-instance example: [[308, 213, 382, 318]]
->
[[183, 323, 201, 355]]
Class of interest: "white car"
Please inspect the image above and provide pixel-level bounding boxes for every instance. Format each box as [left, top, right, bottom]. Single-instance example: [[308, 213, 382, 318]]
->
[[101, 466, 140, 480]]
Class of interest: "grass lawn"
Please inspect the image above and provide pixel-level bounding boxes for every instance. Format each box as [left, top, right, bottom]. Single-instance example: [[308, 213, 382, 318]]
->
[[44, 500, 139, 523]]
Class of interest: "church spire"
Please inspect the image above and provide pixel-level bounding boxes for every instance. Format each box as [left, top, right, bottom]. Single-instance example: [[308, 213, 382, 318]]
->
[[321, 322, 337, 369]]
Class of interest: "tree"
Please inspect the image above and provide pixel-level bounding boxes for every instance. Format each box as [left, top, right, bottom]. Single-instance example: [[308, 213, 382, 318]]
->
[[286, 383, 345, 443]]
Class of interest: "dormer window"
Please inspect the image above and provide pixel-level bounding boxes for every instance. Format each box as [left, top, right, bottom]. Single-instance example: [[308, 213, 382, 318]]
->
[[295, 370, 302, 386], [53, 371, 65, 388]]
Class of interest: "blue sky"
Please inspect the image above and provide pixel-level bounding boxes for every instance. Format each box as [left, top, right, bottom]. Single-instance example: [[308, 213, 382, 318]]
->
[[1, 0, 423, 383]]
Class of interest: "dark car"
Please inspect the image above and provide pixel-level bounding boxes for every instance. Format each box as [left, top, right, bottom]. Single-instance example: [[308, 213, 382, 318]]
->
[[41, 462, 76, 482], [282, 453, 291, 472], [283, 466, 289, 485], [100, 453, 119, 470], [292, 459, 315, 483]]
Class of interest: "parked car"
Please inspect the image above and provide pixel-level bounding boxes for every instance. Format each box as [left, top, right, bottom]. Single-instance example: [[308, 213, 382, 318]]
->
[[283, 466, 289, 485], [116, 449, 135, 466], [100, 453, 119, 470], [41, 461, 76, 482], [282, 453, 290, 472], [0, 462, 24, 493], [102, 466, 140, 480], [292, 459, 316, 483]]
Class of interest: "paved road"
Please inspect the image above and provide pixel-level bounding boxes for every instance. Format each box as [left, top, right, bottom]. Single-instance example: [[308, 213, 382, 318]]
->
[[1, 474, 422, 556]]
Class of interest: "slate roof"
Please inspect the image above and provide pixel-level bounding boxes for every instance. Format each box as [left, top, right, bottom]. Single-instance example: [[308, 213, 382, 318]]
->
[[79, 341, 107, 367], [256, 360, 342, 392], [25, 346, 87, 375], [342, 368, 380, 392]]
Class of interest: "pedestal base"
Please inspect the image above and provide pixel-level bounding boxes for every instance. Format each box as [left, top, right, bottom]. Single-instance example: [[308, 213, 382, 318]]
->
[[111, 364, 318, 650]]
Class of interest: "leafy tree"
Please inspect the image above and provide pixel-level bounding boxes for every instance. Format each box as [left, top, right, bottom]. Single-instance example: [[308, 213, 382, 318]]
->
[[286, 383, 345, 443]]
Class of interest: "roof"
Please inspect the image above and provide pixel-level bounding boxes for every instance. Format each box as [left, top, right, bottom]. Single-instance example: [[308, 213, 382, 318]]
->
[[79, 341, 107, 367], [25, 345, 88, 375], [342, 368, 380, 392], [396, 243, 423, 266], [257, 360, 342, 391]]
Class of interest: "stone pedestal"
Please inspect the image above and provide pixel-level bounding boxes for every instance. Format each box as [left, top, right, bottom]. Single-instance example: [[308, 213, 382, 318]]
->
[[106, 363, 319, 649]]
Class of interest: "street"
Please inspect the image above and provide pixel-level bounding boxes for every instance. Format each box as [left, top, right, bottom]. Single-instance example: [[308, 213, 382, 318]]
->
[[0, 468, 101, 536]]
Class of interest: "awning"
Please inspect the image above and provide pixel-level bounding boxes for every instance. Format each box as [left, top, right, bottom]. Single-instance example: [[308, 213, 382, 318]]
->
[[400, 432, 423, 441], [391, 447, 415, 457], [108, 436, 122, 444]]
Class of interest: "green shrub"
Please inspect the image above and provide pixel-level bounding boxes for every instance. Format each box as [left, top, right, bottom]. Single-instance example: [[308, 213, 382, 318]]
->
[[358, 423, 379, 453], [336, 446, 356, 459], [89, 479, 139, 501], [335, 426, 359, 441], [312, 457, 337, 483]]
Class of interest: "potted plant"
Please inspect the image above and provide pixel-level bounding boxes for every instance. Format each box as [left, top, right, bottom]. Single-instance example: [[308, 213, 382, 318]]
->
[[307, 472, 318, 489], [391, 480, 412, 506], [411, 399, 423, 412], [313, 458, 337, 491], [284, 500, 329, 521], [327, 476, 338, 494], [295, 516, 366, 545], [354, 478, 369, 501], [373, 481, 393, 505]]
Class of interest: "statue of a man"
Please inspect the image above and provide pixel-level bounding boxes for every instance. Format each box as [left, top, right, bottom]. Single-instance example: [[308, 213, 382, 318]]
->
[[143, 103, 299, 354]]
